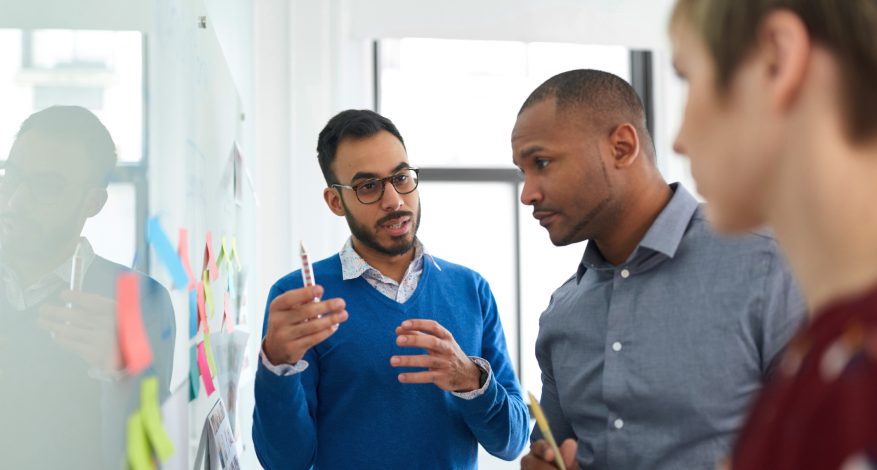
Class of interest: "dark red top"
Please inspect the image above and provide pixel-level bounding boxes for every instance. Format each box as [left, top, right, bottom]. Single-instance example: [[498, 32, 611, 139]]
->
[[732, 285, 877, 469]]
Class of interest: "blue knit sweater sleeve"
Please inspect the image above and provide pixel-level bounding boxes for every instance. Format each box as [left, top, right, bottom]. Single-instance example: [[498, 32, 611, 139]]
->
[[252, 277, 319, 469], [452, 274, 530, 460]]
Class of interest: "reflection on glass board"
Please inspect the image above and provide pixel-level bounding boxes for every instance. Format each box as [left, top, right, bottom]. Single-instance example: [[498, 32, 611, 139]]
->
[[0, 106, 175, 469]]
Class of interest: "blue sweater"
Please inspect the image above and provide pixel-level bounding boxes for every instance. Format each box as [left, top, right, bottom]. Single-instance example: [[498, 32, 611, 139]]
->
[[253, 254, 529, 469]]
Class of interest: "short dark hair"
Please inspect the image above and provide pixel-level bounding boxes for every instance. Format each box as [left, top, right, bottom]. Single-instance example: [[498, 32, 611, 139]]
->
[[519, 69, 656, 161], [16, 105, 117, 188], [316, 109, 405, 185]]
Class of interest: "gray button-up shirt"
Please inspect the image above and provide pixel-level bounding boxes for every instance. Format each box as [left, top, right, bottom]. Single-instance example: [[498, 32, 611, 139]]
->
[[534, 184, 805, 469]]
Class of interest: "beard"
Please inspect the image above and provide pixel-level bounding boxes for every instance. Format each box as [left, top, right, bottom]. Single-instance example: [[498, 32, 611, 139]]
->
[[341, 197, 422, 257]]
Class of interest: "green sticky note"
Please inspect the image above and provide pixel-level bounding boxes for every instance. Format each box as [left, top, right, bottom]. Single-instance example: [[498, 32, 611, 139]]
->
[[127, 411, 155, 470], [140, 376, 176, 462], [189, 344, 201, 401], [203, 271, 215, 317], [204, 330, 218, 376]]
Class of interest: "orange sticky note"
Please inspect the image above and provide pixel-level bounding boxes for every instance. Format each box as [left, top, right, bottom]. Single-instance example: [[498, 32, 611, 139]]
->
[[197, 342, 216, 396], [203, 231, 219, 282], [196, 281, 208, 334], [178, 228, 195, 290], [117, 274, 153, 375]]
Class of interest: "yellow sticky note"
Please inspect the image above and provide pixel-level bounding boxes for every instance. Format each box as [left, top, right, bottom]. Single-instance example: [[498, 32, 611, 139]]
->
[[528, 391, 566, 470], [203, 270, 215, 317], [127, 411, 155, 470], [140, 377, 175, 462], [231, 236, 242, 272], [204, 329, 218, 376]]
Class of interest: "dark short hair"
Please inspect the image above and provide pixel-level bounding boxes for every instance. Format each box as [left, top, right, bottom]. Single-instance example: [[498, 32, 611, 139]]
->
[[519, 69, 656, 161], [16, 105, 117, 188], [671, 0, 877, 142], [316, 109, 405, 185]]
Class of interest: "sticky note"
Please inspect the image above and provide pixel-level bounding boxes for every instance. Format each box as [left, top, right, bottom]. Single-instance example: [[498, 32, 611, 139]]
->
[[197, 342, 216, 396], [189, 344, 200, 401], [196, 281, 207, 334], [223, 292, 234, 333], [188, 289, 197, 339], [126, 411, 155, 470], [178, 228, 196, 290], [140, 377, 175, 462], [203, 270, 215, 318], [230, 236, 242, 272], [203, 231, 219, 282], [204, 329, 218, 376], [117, 274, 153, 375], [146, 217, 189, 290], [227, 268, 237, 300], [216, 235, 229, 270]]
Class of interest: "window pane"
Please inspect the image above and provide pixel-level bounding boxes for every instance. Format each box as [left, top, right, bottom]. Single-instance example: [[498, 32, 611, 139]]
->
[[518, 199, 587, 400], [0, 29, 144, 163], [379, 38, 630, 168], [81, 182, 137, 267], [416, 181, 519, 373]]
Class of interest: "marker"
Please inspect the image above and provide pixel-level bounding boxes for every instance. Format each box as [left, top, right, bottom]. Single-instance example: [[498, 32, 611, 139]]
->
[[299, 241, 319, 303], [67, 240, 85, 308], [528, 391, 567, 470]]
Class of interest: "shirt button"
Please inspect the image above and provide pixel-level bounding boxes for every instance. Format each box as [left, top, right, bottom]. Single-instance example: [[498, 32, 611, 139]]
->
[[612, 341, 622, 352], [620, 269, 630, 278], [614, 418, 624, 429]]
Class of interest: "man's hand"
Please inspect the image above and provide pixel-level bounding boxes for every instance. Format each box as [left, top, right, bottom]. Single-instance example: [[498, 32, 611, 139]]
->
[[390, 319, 481, 392], [263, 285, 348, 365], [521, 438, 579, 470], [38, 290, 121, 373]]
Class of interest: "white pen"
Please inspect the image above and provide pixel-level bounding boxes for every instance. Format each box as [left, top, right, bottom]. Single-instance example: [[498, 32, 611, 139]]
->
[[300, 241, 320, 303], [67, 240, 84, 308]]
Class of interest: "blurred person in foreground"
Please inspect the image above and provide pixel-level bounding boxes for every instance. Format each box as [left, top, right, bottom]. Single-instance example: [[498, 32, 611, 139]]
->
[[671, 0, 877, 468]]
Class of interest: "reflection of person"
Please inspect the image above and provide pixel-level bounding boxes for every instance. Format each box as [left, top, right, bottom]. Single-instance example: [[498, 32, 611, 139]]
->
[[670, 1, 877, 469], [511, 70, 805, 470], [252, 110, 528, 469], [0, 106, 175, 469]]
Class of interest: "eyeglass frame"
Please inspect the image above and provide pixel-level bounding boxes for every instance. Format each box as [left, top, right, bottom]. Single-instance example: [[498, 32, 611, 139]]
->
[[330, 167, 420, 204]]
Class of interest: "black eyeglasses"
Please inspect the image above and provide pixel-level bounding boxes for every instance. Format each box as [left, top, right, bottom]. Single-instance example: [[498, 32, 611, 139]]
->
[[331, 168, 420, 204]]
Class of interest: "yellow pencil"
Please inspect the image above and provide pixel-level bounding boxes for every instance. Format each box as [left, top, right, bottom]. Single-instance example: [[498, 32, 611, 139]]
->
[[528, 391, 567, 470]]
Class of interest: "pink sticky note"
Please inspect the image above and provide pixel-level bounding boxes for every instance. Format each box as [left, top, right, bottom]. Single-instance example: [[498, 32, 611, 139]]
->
[[197, 342, 216, 396], [223, 292, 233, 333], [178, 228, 195, 290], [203, 232, 219, 282], [197, 281, 208, 334], [117, 274, 153, 375]]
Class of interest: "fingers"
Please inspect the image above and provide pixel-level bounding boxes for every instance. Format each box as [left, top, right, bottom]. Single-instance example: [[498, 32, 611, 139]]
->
[[560, 438, 579, 469], [531, 439, 554, 462], [286, 311, 349, 341], [521, 440, 557, 470], [396, 319, 451, 339], [270, 285, 324, 310], [395, 370, 437, 384], [389, 354, 446, 369], [395, 332, 449, 353]]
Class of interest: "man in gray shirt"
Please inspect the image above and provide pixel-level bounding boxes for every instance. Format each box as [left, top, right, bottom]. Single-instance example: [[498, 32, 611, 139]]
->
[[512, 69, 805, 469]]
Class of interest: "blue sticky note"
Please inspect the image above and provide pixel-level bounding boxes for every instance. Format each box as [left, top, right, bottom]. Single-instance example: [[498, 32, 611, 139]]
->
[[188, 289, 198, 338], [189, 344, 200, 401], [147, 217, 190, 289]]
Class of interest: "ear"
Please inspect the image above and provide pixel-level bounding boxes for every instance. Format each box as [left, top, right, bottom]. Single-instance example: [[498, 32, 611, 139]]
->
[[323, 187, 346, 216], [82, 188, 107, 218], [608, 123, 641, 169], [758, 10, 811, 111]]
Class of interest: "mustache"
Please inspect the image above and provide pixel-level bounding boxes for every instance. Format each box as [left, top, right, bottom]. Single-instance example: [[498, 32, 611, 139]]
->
[[376, 211, 414, 226]]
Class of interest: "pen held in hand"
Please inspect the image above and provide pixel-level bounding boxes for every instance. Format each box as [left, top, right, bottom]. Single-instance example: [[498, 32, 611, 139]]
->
[[299, 241, 320, 304], [528, 390, 567, 470]]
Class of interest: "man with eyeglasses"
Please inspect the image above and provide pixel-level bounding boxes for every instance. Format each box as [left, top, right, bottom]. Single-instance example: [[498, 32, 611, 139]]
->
[[253, 109, 528, 469], [0, 106, 175, 468]]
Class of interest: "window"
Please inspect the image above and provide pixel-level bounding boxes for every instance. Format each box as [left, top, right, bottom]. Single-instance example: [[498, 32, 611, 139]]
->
[[378, 38, 646, 467], [0, 29, 147, 268]]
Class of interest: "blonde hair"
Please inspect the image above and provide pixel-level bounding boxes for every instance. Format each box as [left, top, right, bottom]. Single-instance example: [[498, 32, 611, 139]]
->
[[671, 0, 877, 142]]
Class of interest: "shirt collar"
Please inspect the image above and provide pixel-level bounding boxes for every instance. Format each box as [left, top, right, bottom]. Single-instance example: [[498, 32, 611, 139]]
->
[[577, 183, 698, 282], [340, 237, 439, 281]]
